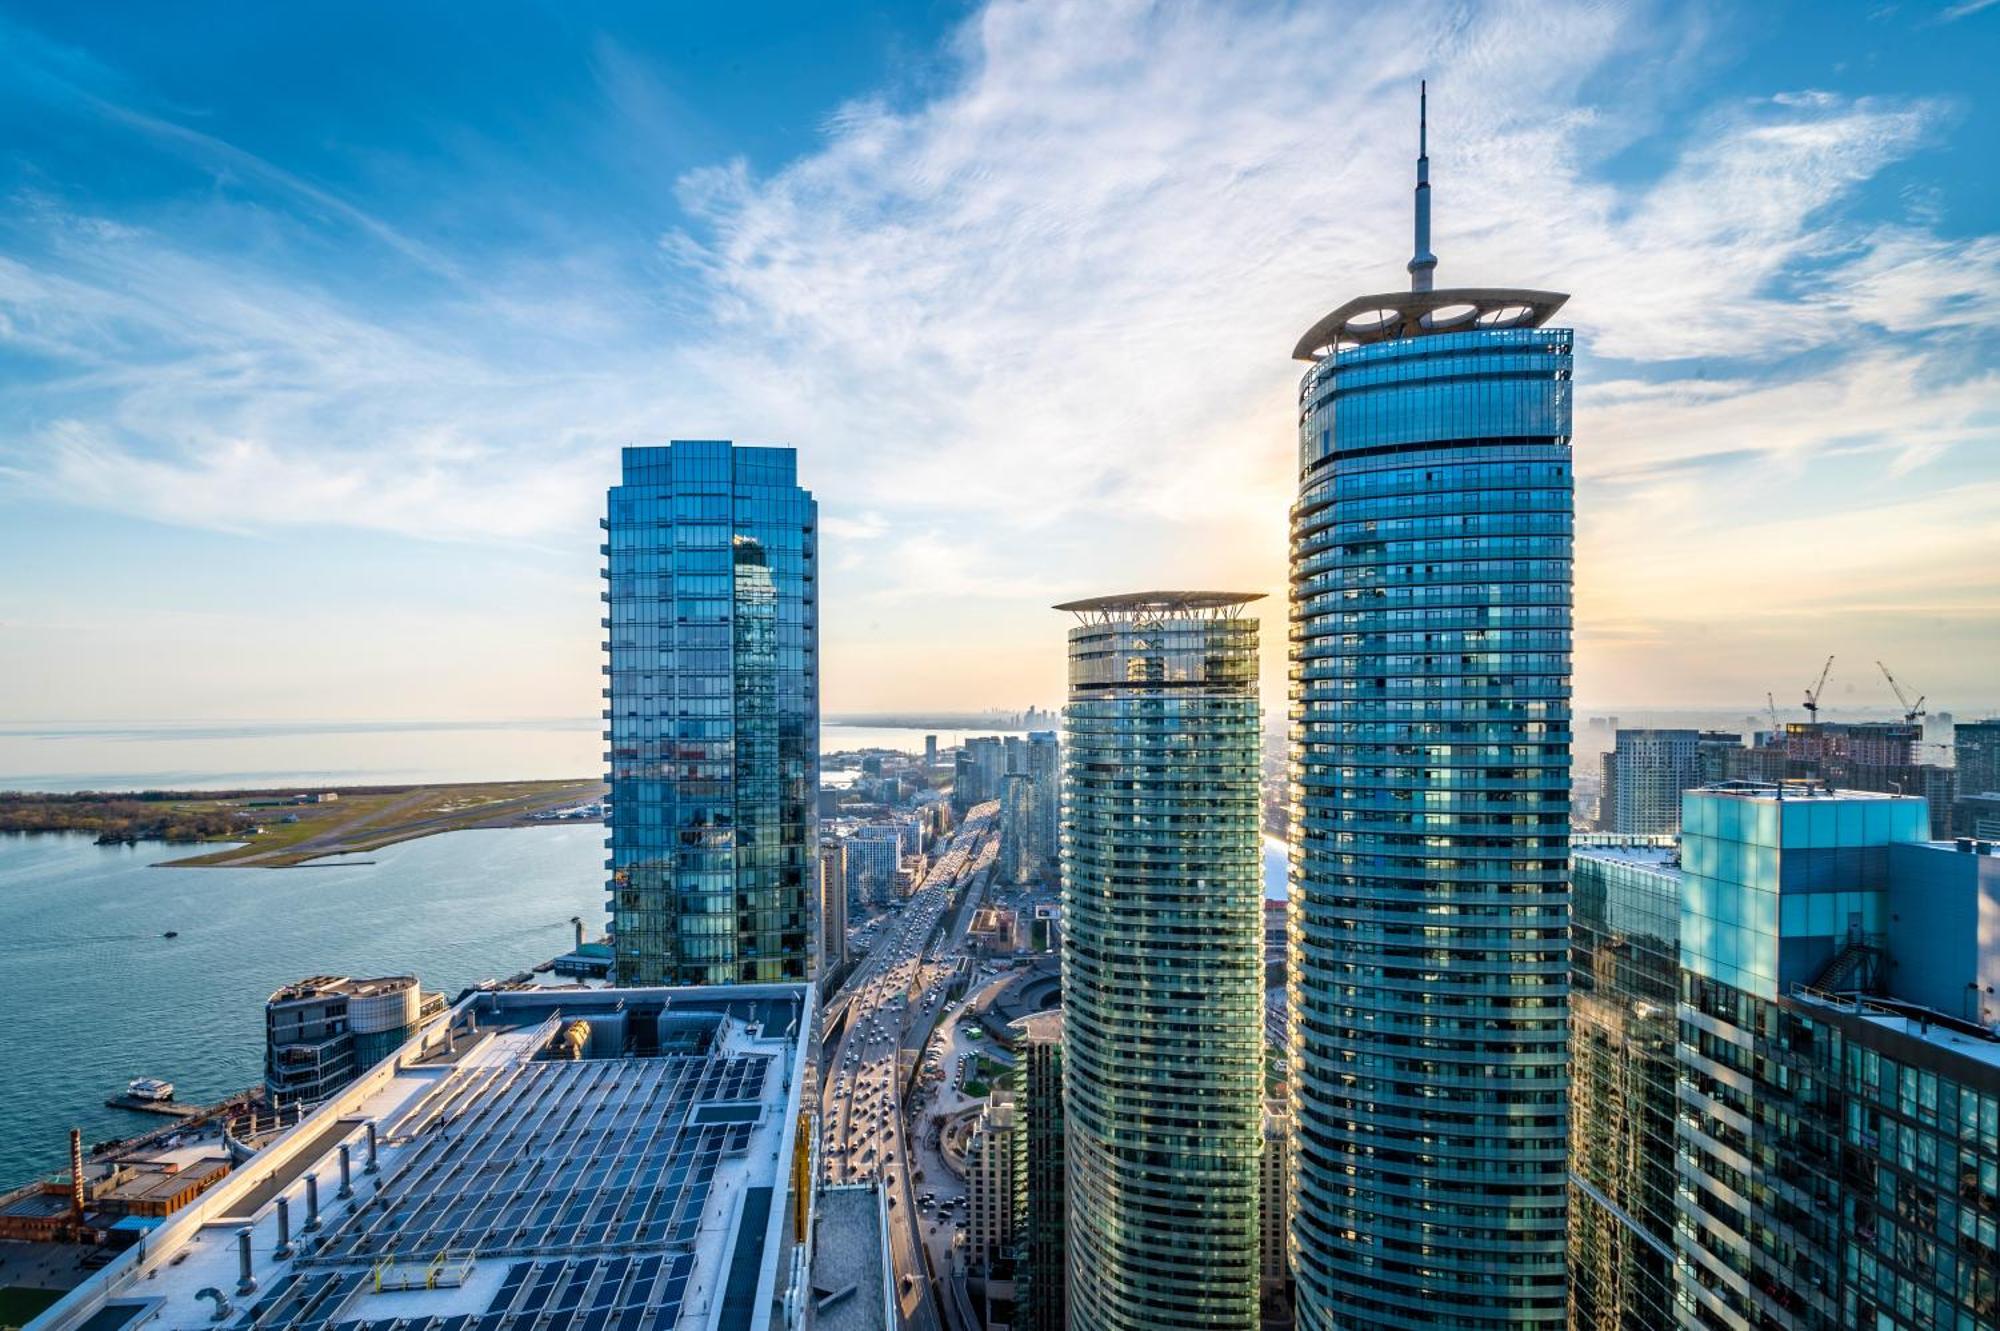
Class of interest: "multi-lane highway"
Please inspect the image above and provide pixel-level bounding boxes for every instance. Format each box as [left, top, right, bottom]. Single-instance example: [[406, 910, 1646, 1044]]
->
[[819, 802, 999, 1331]]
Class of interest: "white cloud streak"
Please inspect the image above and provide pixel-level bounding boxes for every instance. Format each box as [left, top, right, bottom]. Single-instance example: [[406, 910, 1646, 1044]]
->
[[0, 0, 1995, 707]]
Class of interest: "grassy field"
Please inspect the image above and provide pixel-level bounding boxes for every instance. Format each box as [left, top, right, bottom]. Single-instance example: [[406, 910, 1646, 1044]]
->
[[160, 779, 605, 867]]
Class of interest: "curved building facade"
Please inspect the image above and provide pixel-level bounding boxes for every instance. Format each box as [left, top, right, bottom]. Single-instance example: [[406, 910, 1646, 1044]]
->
[[1058, 593, 1265, 1331], [1287, 90, 1574, 1331]]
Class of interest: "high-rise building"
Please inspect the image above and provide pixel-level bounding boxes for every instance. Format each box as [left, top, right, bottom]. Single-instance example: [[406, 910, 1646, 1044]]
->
[[925, 733, 939, 765], [264, 975, 439, 1108], [603, 442, 817, 986], [956, 736, 1009, 812], [844, 826, 902, 905], [1026, 730, 1060, 865], [1259, 1103, 1292, 1301], [1956, 717, 2000, 797], [998, 771, 1035, 884], [818, 839, 848, 973], [1671, 784, 1999, 1329], [1287, 88, 1574, 1328], [1015, 1011, 1067, 1331], [966, 1086, 1026, 1275], [1567, 837, 1681, 1330], [1694, 730, 1741, 785], [1056, 591, 1264, 1331], [1608, 728, 1703, 834]]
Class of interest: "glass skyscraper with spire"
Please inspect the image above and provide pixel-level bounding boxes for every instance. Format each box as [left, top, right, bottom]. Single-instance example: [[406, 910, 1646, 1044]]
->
[[602, 441, 818, 986], [1287, 88, 1575, 1328]]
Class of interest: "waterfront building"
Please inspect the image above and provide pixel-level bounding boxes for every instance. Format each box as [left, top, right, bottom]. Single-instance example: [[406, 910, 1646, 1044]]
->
[[925, 733, 939, 765], [998, 772, 1035, 884], [1568, 836, 1681, 1330], [264, 975, 439, 1109], [1014, 1011, 1067, 1331], [603, 441, 818, 986], [1057, 591, 1264, 1331], [1607, 728, 1703, 835], [818, 838, 848, 974], [1287, 88, 1574, 1327], [34, 982, 819, 1331], [1671, 784, 1997, 1328], [1026, 731, 1059, 866]]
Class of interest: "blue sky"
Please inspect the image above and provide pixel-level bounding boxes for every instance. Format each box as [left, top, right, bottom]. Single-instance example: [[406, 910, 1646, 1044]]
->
[[0, 0, 1996, 724]]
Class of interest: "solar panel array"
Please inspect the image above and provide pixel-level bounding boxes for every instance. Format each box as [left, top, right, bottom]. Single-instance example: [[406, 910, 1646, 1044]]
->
[[307, 1056, 764, 1263], [227, 1255, 696, 1331], [212, 1052, 771, 1331]]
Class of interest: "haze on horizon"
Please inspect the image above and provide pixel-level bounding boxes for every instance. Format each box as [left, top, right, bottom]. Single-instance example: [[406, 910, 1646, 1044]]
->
[[1, 1, 1996, 730]]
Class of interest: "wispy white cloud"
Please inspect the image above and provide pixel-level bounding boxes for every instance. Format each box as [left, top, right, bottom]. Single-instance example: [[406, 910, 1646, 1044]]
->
[[0, 0, 1995, 709], [1940, 0, 2000, 22]]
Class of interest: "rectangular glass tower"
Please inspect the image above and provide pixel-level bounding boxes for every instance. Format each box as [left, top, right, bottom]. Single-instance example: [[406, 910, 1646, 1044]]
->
[[602, 441, 817, 985], [1569, 837, 1681, 1329], [1056, 592, 1265, 1331]]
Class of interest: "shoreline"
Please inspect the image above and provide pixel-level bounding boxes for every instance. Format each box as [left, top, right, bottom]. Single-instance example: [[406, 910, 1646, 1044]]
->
[[1, 778, 605, 869]]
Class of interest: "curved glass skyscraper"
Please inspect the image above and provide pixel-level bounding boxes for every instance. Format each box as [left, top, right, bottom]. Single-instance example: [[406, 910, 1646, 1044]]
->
[[1057, 592, 1265, 1331], [1287, 90, 1574, 1328]]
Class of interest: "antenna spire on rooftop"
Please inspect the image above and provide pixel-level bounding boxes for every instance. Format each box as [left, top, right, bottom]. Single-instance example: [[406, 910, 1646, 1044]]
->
[[1408, 80, 1437, 293]]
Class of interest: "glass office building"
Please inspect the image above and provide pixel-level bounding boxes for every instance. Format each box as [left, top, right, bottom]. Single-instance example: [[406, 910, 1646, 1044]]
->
[[1057, 592, 1265, 1331], [1671, 784, 2000, 1330], [602, 441, 818, 986], [1287, 90, 1574, 1328], [1569, 837, 1682, 1330]]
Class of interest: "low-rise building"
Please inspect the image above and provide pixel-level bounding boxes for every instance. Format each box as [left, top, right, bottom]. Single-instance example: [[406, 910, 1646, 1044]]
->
[[809, 1185, 893, 1331], [32, 982, 818, 1331]]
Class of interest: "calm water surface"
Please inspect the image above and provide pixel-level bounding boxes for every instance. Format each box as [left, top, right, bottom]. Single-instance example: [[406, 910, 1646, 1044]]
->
[[0, 826, 602, 1186], [0, 721, 1010, 790]]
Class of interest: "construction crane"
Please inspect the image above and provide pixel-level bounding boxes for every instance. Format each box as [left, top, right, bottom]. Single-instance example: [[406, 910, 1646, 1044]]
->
[[1876, 660, 1926, 725], [1802, 655, 1834, 723], [1766, 691, 1783, 737]]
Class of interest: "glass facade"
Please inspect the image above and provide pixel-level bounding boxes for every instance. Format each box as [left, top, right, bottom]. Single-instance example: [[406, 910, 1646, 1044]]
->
[[1288, 324, 1575, 1327], [602, 441, 817, 986], [1678, 788, 1928, 999], [1019, 1013, 1068, 1331], [1569, 838, 1682, 1330], [1061, 599, 1264, 1331], [1668, 786, 1990, 1330]]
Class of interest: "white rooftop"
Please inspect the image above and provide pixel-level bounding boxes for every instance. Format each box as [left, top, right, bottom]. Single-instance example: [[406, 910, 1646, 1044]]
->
[[30, 985, 814, 1331]]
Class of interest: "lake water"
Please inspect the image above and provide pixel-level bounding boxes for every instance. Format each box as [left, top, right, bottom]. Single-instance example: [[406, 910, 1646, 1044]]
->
[[0, 721, 1011, 791], [0, 748, 1279, 1188], [0, 826, 603, 1187]]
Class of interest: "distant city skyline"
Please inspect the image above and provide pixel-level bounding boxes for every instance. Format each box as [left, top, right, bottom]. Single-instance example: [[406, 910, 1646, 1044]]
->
[[1, 3, 1997, 729]]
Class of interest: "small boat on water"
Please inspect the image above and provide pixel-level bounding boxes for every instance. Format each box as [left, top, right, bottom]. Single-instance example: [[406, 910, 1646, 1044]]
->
[[162, 930, 179, 939], [126, 1077, 175, 1103]]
